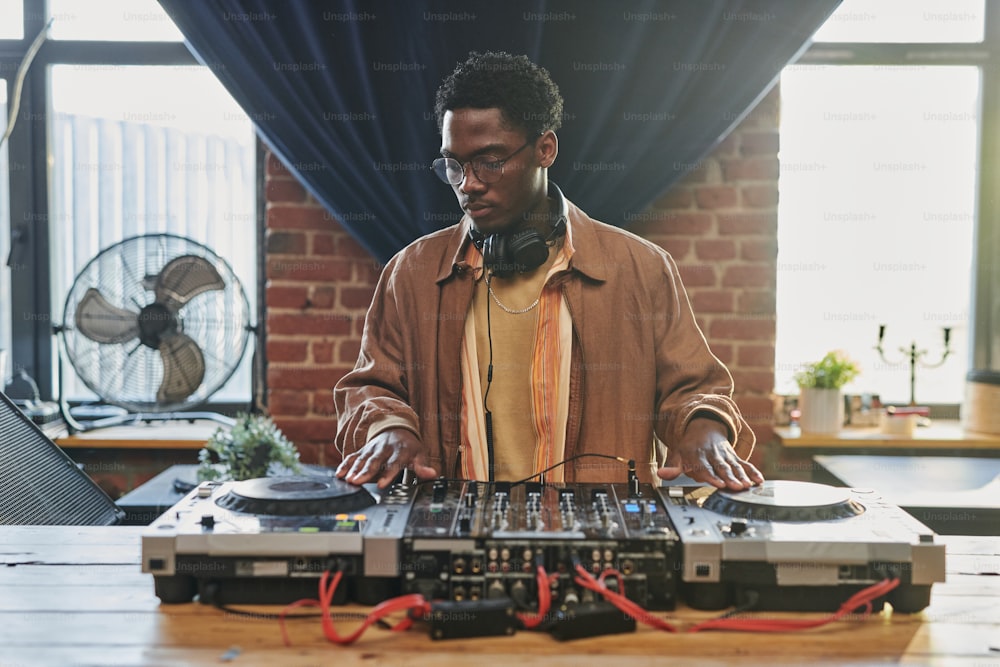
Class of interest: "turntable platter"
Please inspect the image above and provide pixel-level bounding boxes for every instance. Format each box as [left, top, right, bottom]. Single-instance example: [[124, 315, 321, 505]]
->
[[700, 480, 865, 522], [215, 476, 375, 516]]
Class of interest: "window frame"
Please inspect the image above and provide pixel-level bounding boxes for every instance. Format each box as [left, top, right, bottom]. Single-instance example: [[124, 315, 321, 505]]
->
[[777, 4, 1000, 414], [1, 2, 265, 414]]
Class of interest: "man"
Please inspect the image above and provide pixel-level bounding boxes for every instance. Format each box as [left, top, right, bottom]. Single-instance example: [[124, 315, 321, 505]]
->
[[335, 51, 763, 491]]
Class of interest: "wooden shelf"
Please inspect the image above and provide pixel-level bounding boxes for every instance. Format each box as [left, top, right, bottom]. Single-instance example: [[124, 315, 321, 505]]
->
[[55, 419, 222, 450], [775, 420, 1000, 451]]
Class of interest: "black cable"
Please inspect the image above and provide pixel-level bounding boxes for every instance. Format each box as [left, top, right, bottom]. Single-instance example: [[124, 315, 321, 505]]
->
[[410, 451, 630, 488], [715, 590, 760, 619], [214, 603, 317, 620], [508, 453, 627, 487], [214, 602, 392, 628], [484, 272, 496, 483]]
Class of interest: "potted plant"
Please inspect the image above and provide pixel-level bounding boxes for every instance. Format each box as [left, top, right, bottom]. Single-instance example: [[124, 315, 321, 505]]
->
[[794, 351, 860, 434], [197, 412, 301, 482]]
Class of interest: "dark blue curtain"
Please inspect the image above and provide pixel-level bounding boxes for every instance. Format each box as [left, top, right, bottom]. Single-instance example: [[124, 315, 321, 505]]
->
[[158, 0, 840, 263]]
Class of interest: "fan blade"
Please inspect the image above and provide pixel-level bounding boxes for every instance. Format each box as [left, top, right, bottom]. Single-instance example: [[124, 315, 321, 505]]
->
[[157, 333, 206, 404], [154, 255, 225, 310], [74, 288, 141, 344]]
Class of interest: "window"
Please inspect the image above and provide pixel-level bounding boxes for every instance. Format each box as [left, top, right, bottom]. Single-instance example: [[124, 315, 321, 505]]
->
[[1, 0, 259, 410], [0, 80, 10, 373], [775, 2, 989, 406], [0, 0, 22, 39], [48, 65, 257, 404], [812, 0, 985, 43], [776, 66, 977, 403], [47, 0, 183, 42]]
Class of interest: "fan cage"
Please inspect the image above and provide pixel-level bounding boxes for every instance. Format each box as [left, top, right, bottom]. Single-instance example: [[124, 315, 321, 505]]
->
[[60, 233, 251, 413]]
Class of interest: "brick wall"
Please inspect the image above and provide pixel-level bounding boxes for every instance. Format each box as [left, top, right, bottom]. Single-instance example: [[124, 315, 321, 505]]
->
[[627, 88, 779, 465], [264, 87, 779, 471]]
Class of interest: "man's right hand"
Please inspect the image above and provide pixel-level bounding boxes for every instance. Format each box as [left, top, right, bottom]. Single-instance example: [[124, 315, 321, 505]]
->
[[335, 428, 438, 488]]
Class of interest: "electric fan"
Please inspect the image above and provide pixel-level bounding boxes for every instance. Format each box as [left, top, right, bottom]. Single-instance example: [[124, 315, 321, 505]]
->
[[57, 234, 252, 427]]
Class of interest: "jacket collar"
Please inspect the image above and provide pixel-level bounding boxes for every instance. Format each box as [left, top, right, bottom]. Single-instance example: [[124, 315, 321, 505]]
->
[[435, 182, 607, 284]]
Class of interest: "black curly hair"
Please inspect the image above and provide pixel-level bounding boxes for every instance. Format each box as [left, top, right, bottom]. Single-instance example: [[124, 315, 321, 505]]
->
[[434, 51, 564, 138]]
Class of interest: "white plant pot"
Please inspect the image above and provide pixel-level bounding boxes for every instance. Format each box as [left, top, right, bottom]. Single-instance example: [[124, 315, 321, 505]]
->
[[798, 387, 844, 434]]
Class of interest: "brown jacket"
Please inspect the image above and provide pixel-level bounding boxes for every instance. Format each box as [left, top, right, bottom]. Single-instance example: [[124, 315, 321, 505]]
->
[[334, 195, 755, 483]]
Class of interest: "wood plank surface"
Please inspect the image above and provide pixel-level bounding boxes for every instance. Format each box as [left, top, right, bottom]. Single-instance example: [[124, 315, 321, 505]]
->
[[0, 527, 997, 667], [775, 421, 1000, 450]]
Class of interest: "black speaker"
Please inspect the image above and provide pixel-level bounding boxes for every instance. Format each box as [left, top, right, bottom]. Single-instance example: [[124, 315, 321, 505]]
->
[[0, 391, 124, 525]]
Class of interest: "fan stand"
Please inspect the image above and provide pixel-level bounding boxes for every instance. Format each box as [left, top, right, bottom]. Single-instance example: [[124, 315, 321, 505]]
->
[[54, 326, 236, 434]]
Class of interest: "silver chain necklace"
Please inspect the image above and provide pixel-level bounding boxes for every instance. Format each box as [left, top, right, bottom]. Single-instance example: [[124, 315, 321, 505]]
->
[[487, 277, 540, 315]]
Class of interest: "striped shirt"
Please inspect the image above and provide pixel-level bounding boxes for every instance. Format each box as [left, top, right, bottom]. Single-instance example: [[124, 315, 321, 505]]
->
[[459, 224, 575, 482]]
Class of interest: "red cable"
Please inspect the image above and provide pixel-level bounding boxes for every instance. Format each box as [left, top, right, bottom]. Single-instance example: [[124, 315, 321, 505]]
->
[[573, 565, 679, 633], [597, 568, 624, 594], [517, 566, 558, 629], [573, 565, 898, 635], [279, 568, 901, 643], [279, 571, 432, 646], [687, 578, 900, 633]]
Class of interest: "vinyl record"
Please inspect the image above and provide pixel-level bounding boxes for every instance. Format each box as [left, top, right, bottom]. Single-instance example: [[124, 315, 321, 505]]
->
[[215, 475, 375, 516], [700, 480, 865, 522]]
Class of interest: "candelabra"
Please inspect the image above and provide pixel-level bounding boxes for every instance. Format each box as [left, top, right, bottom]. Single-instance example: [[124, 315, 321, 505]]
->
[[875, 324, 952, 406]]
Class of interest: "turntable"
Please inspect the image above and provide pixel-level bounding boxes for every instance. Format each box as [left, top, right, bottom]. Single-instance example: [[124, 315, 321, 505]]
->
[[142, 476, 947, 615], [659, 480, 946, 612], [214, 476, 376, 516], [141, 475, 417, 605]]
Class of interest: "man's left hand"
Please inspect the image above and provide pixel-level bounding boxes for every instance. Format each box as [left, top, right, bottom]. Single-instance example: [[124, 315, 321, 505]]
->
[[656, 416, 764, 490]]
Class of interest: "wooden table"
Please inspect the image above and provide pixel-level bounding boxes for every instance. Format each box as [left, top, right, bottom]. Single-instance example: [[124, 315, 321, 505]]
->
[[774, 420, 1000, 454], [1, 527, 997, 666]]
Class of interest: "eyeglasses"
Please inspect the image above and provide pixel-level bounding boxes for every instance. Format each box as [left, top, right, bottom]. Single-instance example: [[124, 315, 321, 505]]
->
[[431, 138, 535, 185]]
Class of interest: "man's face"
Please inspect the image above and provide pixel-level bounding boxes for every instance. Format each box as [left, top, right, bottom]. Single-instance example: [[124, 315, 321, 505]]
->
[[440, 108, 548, 237]]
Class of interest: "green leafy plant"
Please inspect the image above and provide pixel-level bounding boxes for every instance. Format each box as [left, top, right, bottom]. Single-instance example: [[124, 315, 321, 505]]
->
[[794, 350, 860, 390], [197, 413, 301, 482]]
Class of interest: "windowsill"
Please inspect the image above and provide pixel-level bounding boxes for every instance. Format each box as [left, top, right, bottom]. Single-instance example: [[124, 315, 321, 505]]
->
[[55, 419, 221, 450]]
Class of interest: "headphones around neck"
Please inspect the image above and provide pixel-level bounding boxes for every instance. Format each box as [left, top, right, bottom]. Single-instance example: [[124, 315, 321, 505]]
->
[[468, 183, 568, 278]]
